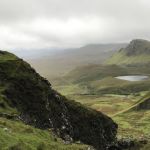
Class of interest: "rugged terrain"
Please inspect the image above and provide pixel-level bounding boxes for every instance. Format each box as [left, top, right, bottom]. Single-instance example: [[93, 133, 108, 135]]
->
[[0, 51, 118, 149]]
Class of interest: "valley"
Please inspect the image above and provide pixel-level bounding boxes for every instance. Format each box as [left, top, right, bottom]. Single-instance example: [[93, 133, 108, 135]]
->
[[1, 0, 150, 149], [24, 43, 126, 78], [51, 39, 150, 149], [0, 39, 150, 150], [54, 76, 150, 138]]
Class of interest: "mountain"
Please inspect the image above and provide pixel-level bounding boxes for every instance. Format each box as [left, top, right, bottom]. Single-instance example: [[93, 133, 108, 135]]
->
[[0, 51, 117, 149], [25, 43, 126, 78], [107, 39, 150, 65]]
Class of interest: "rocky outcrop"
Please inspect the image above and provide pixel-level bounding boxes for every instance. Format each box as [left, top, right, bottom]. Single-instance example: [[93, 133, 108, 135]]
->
[[124, 39, 150, 56], [0, 51, 118, 149]]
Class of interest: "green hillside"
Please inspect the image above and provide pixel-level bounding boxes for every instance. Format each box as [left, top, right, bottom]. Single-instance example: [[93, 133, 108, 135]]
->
[[53, 64, 129, 85], [53, 63, 150, 96], [0, 117, 88, 150], [107, 39, 150, 65], [0, 51, 118, 150], [113, 92, 150, 141]]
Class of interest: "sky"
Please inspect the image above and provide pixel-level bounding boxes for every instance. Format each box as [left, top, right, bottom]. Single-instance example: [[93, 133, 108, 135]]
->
[[0, 0, 150, 50]]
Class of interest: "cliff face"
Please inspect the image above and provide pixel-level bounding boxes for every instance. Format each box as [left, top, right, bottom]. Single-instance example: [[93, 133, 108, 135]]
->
[[125, 39, 150, 56], [0, 51, 117, 149]]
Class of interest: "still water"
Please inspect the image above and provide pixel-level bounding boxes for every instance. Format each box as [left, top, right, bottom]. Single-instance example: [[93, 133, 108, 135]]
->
[[115, 75, 149, 81]]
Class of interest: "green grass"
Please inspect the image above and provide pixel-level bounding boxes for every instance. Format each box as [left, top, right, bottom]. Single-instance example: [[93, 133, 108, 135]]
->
[[0, 51, 17, 62], [89, 77, 150, 94], [60, 64, 128, 84], [54, 75, 150, 96], [106, 51, 150, 65], [64, 94, 139, 116], [0, 117, 87, 150], [113, 110, 150, 138], [54, 84, 89, 95]]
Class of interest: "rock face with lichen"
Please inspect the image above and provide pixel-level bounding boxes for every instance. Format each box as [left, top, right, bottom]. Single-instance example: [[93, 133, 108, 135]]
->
[[0, 51, 117, 149]]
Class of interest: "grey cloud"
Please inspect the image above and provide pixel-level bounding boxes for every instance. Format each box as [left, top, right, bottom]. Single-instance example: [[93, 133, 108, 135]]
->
[[0, 0, 150, 49]]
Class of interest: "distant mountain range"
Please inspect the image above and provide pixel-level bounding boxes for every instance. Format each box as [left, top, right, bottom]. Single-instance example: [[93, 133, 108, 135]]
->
[[25, 43, 126, 78], [18, 39, 150, 79]]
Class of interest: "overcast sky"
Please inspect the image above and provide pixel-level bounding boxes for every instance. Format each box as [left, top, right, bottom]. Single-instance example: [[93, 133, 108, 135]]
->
[[0, 0, 150, 50]]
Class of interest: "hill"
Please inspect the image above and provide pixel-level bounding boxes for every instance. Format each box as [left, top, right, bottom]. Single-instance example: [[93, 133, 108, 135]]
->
[[54, 64, 128, 84], [24, 43, 126, 78], [0, 51, 117, 149], [107, 39, 150, 65]]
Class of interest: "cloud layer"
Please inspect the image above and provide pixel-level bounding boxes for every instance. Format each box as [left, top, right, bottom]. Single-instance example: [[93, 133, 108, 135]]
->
[[0, 0, 150, 50]]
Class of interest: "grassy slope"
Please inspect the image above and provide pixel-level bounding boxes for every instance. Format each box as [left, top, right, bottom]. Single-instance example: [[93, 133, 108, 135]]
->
[[106, 51, 150, 65], [113, 110, 150, 139], [53, 63, 150, 97], [0, 117, 87, 150], [62, 64, 128, 84], [113, 93, 150, 138], [108, 93, 150, 150], [66, 94, 139, 116], [0, 52, 88, 150]]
